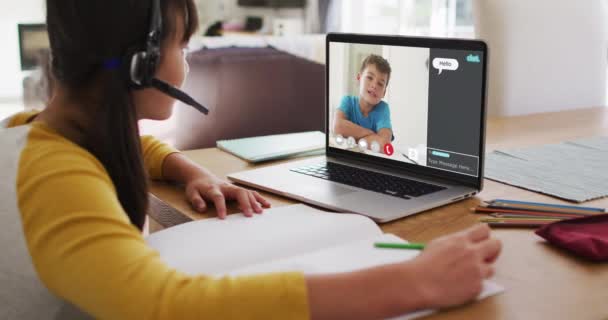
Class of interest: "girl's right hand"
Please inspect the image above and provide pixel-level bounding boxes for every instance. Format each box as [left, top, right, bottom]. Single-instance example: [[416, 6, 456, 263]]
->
[[409, 224, 502, 309]]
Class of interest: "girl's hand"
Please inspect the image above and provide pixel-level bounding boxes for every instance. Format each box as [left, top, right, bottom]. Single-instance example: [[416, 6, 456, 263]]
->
[[408, 224, 502, 309], [184, 176, 271, 219]]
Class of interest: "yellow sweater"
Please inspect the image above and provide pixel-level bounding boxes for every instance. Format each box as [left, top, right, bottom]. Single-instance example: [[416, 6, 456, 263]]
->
[[3, 111, 309, 319]]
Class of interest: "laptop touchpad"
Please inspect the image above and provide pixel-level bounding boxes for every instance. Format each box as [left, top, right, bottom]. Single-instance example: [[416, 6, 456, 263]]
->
[[326, 184, 357, 197], [296, 182, 356, 198]]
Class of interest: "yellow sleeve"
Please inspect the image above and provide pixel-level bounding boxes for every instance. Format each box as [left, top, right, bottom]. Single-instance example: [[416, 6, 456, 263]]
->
[[140, 135, 179, 180], [17, 139, 310, 319]]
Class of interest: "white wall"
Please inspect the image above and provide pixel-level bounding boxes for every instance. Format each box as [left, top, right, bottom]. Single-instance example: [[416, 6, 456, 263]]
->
[[473, 0, 608, 116], [0, 0, 45, 100]]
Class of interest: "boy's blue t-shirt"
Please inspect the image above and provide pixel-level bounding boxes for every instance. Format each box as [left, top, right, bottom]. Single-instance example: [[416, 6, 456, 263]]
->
[[337, 96, 392, 133]]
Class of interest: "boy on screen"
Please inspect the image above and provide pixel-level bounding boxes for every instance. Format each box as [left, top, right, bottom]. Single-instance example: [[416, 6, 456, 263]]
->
[[334, 54, 393, 149]]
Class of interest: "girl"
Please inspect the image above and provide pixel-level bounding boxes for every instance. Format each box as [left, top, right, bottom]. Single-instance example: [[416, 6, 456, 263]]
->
[[1, 1, 501, 319]]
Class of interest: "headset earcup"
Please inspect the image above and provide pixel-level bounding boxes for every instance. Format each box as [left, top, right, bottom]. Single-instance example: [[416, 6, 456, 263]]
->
[[123, 44, 146, 88], [128, 51, 159, 88], [144, 51, 160, 85], [133, 52, 147, 86]]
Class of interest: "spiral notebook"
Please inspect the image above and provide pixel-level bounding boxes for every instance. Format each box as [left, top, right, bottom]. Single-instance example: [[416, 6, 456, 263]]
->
[[217, 131, 325, 163]]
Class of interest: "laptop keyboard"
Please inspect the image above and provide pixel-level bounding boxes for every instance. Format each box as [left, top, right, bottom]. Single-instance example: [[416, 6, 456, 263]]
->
[[290, 162, 446, 199]]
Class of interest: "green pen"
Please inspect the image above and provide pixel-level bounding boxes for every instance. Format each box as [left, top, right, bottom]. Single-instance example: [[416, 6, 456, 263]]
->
[[374, 242, 426, 250]]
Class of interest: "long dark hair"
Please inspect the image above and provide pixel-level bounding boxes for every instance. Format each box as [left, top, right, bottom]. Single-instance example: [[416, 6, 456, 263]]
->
[[46, 0, 199, 230]]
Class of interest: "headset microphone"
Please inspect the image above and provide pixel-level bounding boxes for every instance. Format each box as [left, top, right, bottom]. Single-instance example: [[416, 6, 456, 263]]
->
[[150, 78, 209, 114]]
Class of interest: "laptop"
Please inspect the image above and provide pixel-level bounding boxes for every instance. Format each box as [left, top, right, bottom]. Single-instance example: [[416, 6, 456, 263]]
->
[[228, 33, 488, 222]]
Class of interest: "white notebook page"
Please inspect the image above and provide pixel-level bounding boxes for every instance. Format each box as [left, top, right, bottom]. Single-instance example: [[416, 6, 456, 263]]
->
[[146, 204, 382, 275]]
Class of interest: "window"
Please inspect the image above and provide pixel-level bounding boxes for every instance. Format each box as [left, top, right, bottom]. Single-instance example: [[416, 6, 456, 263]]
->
[[340, 0, 475, 38]]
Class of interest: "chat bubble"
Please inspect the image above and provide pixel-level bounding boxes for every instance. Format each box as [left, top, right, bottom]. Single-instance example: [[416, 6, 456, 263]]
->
[[432, 58, 459, 75]]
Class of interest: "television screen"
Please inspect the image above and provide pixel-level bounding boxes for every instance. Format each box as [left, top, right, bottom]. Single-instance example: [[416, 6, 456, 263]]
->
[[238, 0, 306, 8], [18, 24, 49, 71]]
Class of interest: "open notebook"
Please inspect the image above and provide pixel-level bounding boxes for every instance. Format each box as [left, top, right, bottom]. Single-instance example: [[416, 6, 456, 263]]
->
[[146, 204, 504, 319]]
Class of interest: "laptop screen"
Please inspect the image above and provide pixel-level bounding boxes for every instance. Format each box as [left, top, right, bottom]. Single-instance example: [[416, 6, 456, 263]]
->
[[327, 34, 487, 185]]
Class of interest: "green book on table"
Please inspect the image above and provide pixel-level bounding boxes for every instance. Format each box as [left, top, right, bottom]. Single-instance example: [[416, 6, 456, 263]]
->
[[216, 131, 325, 163]]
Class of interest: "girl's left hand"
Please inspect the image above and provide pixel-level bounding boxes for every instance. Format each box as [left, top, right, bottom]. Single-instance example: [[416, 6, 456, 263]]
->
[[184, 176, 271, 219]]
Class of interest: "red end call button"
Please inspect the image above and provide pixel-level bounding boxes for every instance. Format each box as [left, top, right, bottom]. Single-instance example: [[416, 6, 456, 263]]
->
[[383, 143, 394, 156]]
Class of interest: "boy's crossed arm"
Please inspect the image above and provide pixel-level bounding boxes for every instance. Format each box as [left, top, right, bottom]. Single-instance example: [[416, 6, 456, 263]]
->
[[333, 110, 375, 139], [334, 110, 392, 147], [362, 128, 392, 148]]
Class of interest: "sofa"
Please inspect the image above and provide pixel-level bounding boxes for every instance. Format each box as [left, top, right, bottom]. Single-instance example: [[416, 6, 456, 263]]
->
[[171, 46, 326, 150]]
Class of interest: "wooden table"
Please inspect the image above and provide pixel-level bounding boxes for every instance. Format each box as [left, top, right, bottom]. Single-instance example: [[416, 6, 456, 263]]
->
[[148, 107, 608, 319]]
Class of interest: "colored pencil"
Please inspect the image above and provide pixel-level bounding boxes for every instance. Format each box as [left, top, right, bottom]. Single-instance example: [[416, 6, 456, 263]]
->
[[374, 242, 426, 250], [476, 198, 607, 228], [485, 221, 547, 228], [474, 206, 587, 218], [487, 204, 595, 216], [490, 213, 573, 220], [483, 201, 597, 214], [489, 199, 606, 211], [490, 213, 567, 220], [480, 217, 559, 223], [483, 209, 581, 219], [487, 199, 605, 214]]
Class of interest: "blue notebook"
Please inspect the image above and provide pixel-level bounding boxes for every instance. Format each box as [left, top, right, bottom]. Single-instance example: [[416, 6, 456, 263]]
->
[[217, 131, 325, 163]]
